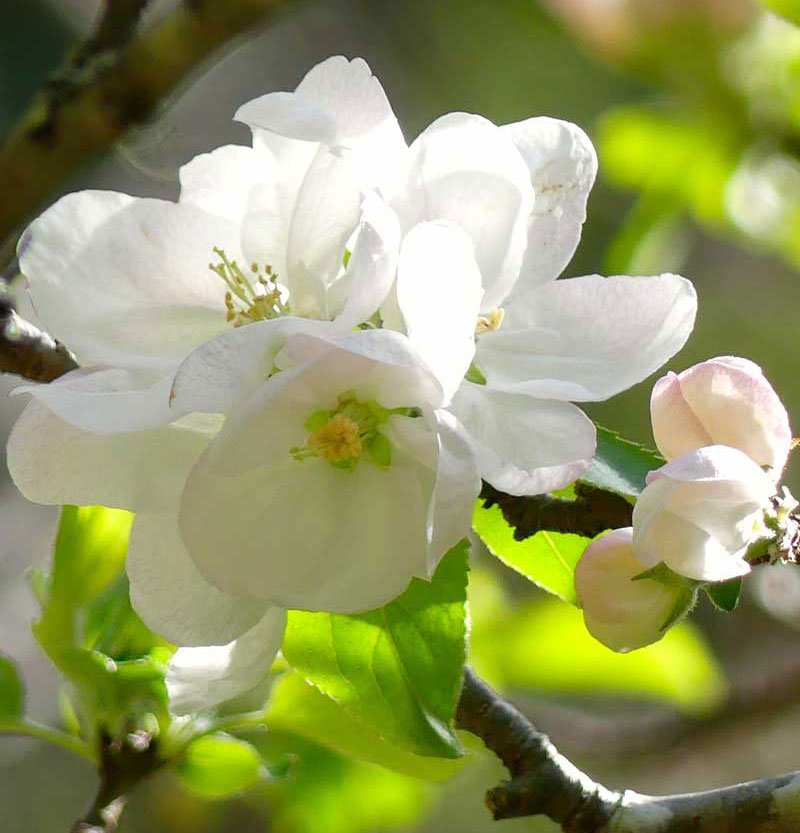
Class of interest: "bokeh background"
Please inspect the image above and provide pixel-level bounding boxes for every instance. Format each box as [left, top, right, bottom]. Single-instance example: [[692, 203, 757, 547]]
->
[[2, 0, 800, 830]]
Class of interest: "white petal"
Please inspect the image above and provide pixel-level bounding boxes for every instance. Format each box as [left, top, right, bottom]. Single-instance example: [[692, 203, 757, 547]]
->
[[167, 608, 287, 714], [7, 401, 213, 511], [502, 117, 597, 291], [450, 382, 595, 495], [393, 113, 533, 311], [396, 221, 482, 401], [20, 192, 238, 370], [329, 194, 401, 329], [169, 317, 334, 417], [13, 368, 173, 433], [235, 56, 407, 191], [479, 274, 697, 402], [179, 144, 276, 225], [180, 450, 433, 612], [426, 410, 480, 572], [285, 148, 363, 318], [128, 511, 268, 647]]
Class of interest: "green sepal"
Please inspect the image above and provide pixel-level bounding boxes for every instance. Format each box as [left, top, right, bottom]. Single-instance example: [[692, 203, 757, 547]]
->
[[703, 577, 743, 613]]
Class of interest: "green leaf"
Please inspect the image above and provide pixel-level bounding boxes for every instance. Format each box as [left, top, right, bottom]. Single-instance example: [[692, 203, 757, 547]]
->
[[282, 542, 469, 759], [472, 501, 589, 603], [0, 656, 24, 723], [266, 673, 462, 781], [260, 735, 429, 833], [580, 425, 663, 501], [760, 0, 800, 25], [177, 734, 264, 799], [704, 578, 743, 613], [473, 597, 726, 716]]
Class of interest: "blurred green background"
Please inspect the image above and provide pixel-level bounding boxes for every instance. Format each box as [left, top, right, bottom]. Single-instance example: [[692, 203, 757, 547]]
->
[[2, 1, 800, 831]]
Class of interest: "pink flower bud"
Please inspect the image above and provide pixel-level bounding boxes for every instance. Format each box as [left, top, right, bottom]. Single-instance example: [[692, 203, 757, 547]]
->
[[634, 445, 773, 582], [575, 527, 693, 653], [651, 356, 792, 479]]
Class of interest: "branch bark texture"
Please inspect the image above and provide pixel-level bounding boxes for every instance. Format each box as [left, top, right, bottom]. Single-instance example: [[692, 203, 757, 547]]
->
[[0, 0, 298, 248], [457, 667, 800, 833]]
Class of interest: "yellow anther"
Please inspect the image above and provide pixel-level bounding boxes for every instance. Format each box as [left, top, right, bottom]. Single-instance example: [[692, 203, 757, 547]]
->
[[210, 248, 288, 327], [309, 414, 363, 463], [475, 308, 505, 335]]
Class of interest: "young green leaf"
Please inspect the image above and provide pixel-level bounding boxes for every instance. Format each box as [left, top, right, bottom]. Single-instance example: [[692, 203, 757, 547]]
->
[[177, 734, 264, 798], [704, 578, 743, 613], [266, 673, 462, 781], [282, 542, 469, 759], [580, 425, 664, 501], [473, 501, 588, 603], [0, 656, 24, 723]]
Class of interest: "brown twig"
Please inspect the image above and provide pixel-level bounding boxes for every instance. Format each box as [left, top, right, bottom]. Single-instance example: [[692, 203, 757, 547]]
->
[[457, 667, 800, 832]]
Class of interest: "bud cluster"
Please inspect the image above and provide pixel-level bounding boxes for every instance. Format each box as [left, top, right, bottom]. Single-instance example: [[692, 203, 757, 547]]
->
[[576, 356, 796, 652]]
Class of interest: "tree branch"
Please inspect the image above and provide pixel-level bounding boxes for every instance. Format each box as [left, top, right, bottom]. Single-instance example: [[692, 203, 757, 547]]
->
[[480, 481, 633, 540], [457, 667, 800, 832], [70, 730, 161, 833], [0, 0, 299, 249], [0, 294, 78, 381]]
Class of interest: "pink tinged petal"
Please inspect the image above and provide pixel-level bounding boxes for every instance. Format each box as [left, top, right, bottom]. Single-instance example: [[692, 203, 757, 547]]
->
[[575, 528, 685, 653], [396, 221, 483, 402], [501, 117, 597, 292], [426, 410, 481, 573], [393, 113, 534, 312], [479, 273, 697, 402], [449, 382, 595, 496], [13, 368, 173, 434], [633, 446, 772, 583], [7, 401, 213, 511], [168, 317, 335, 417], [167, 607, 287, 714], [651, 356, 792, 474], [127, 511, 269, 647], [19, 191, 240, 371], [179, 144, 276, 225], [329, 194, 402, 329]]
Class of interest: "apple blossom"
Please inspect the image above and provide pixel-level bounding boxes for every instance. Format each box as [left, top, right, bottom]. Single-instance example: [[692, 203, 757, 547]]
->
[[632, 445, 774, 582], [650, 356, 792, 479], [575, 528, 696, 652], [237, 56, 698, 496]]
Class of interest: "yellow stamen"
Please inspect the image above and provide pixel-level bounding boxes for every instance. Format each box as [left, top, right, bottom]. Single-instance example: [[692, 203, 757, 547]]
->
[[475, 307, 505, 335], [308, 414, 363, 463]]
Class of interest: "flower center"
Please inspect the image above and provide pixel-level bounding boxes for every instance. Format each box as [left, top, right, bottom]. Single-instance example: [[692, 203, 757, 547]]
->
[[209, 248, 288, 327], [475, 307, 504, 335], [290, 390, 421, 471]]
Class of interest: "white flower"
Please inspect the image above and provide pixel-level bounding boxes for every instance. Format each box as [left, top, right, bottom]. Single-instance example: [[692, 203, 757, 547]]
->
[[632, 445, 774, 582], [236, 56, 698, 496], [574, 528, 695, 653], [650, 355, 792, 479]]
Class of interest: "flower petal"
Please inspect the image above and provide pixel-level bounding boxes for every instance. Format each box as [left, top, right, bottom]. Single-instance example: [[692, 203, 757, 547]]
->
[[449, 382, 595, 495], [479, 273, 697, 401], [329, 194, 401, 329], [502, 117, 597, 292], [167, 607, 287, 714], [20, 192, 239, 370], [180, 449, 433, 612], [169, 317, 334, 417], [179, 144, 276, 225], [128, 511, 269, 647], [393, 112, 533, 311], [395, 221, 483, 402], [425, 410, 480, 572], [7, 401, 213, 511], [13, 368, 173, 433]]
